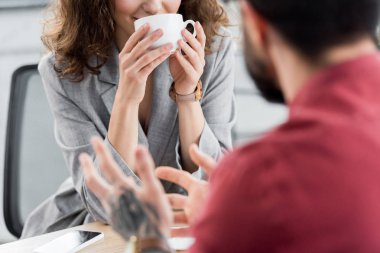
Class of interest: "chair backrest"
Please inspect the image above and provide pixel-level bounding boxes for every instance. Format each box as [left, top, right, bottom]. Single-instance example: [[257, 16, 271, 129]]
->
[[4, 65, 68, 238]]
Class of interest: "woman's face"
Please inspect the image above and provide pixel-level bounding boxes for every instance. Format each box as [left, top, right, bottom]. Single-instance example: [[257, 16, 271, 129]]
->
[[112, 0, 182, 37]]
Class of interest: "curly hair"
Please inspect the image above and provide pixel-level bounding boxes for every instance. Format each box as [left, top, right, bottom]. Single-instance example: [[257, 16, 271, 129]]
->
[[42, 0, 229, 81]]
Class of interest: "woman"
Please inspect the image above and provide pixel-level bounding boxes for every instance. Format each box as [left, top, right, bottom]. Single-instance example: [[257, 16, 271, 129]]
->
[[21, 0, 236, 238]]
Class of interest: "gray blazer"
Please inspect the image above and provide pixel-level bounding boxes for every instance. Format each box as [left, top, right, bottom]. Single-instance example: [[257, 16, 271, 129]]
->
[[21, 32, 236, 238]]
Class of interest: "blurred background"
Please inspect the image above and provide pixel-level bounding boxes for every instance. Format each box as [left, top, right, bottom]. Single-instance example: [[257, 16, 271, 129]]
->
[[0, 0, 287, 243]]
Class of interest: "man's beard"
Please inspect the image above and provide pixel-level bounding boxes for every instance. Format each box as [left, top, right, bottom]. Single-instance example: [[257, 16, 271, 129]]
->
[[243, 29, 286, 104]]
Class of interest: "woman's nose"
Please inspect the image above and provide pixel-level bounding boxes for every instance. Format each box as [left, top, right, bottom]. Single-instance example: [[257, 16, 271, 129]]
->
[[141, 0, 163, 15]]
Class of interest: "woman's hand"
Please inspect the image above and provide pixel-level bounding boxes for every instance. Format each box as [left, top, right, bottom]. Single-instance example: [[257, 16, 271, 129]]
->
[[170, 22, 206, 95], [118, 24, 173, 104], [79, 137, 173, 240]]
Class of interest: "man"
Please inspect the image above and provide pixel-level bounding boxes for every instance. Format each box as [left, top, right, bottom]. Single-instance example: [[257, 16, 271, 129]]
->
[[80, 0, 380, 252]]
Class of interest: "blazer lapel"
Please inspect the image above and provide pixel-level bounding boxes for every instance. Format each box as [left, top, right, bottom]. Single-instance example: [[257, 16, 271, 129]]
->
[[97, 49, 177, 191], [97, 45, 119, 89], [147, 60, 178, 165], [97, 46, 149, 146], [97, 45, 119, 109]]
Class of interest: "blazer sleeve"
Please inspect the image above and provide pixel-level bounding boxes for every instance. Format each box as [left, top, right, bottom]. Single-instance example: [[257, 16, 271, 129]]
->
[[38, 54, 140, 224], [189, 34, 237, 179]]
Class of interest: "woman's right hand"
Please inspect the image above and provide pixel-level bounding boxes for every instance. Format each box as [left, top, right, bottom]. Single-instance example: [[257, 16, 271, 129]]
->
[[117, 24, 173, 104]]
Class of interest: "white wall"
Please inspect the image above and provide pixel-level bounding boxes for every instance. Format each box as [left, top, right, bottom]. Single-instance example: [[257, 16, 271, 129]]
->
[[0, 7, 46, 242]]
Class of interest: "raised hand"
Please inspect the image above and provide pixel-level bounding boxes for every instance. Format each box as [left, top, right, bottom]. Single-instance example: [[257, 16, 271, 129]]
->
[[156, 144, 217, 227], [79, 137, 173, 240]]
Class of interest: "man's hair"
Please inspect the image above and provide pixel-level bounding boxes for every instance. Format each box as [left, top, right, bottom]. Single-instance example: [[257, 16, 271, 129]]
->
[[248, 0, 380, 58]]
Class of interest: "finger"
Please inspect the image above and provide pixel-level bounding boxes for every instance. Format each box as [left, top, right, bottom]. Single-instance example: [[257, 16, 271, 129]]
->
[[91, 137, 133, 189], [171, 227, 191, 237], [156, 166, 198, 191], [80, 153, 113, 200], [182, 28, 204, 58], [173, 211, 189, 225], [135, 146, 162, 191], [140, 50, 171, 76], [178, 39, 202, 72], [195, 21, 206, 49], [131, 29, 164, 59], [167, 194, 187, 210], [124, 176, 139, 191], [120, 30, 164, 65], [121, 23, 150, 54], [132, 43, 172, 71], [189, 144, 217, 176], [174, 50, 197, 77]]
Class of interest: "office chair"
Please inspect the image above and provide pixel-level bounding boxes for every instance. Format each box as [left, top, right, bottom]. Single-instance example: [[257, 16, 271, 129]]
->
[[4, 65, 68, 238]]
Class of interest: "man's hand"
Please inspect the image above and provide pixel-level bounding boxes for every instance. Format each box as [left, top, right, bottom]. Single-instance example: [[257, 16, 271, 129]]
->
[[156, 144, 217, 227], [79, 137, 173, 240]]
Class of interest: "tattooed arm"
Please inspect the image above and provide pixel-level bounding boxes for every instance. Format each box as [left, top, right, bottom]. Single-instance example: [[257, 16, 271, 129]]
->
[[80, 137, 173, 253], [110, 190, 173, 253], [80, 138, 217, 252], [109, 190, 163, 239]]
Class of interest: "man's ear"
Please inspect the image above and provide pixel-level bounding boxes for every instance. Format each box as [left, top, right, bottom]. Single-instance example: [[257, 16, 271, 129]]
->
[[240, 0, 268, 51]]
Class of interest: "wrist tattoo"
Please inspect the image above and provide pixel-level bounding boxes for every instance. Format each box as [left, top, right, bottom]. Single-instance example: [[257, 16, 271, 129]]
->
[[109, 189, 164, 240]]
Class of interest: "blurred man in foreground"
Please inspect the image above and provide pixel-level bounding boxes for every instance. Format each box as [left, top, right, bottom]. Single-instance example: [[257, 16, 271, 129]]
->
[[80, 0, 380, 252]]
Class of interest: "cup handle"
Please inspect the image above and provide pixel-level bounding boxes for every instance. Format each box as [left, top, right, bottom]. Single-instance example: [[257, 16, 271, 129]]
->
[[183, 20, 197, 38]]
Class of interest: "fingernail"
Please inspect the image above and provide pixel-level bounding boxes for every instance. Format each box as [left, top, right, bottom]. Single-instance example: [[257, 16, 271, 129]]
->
[[155, 29, 163, 36], [142, 23, 149, 30], [165, 44, 173, 50]]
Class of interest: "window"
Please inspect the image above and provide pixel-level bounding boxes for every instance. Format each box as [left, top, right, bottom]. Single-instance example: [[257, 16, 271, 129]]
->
[[0, 0, 49, 9], [232, 51, 288, 145]]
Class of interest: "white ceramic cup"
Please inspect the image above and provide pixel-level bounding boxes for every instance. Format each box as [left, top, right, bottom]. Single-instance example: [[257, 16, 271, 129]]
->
[[134, 14, 197, 53]]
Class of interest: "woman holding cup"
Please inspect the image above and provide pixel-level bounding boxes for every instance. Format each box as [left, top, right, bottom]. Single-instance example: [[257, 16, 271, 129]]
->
[[21, 0, 236, 238]]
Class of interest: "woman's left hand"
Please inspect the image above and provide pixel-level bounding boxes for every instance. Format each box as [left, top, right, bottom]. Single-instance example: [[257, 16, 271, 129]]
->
[[170, 21, 206, 95]]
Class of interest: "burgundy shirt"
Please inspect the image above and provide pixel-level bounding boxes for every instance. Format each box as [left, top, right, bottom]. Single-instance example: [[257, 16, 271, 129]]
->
[[190, 53, 380, 253]]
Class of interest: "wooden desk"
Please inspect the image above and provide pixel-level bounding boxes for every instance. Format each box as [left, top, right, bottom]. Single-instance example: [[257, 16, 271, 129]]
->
[[0, 222, 127, 253]]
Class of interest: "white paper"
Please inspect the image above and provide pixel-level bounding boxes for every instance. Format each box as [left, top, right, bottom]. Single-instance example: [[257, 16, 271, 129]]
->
[[169, 237, 195, 251]]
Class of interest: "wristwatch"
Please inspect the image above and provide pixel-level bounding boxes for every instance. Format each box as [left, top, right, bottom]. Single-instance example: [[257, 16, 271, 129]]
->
[[169, 80, 203, 103]]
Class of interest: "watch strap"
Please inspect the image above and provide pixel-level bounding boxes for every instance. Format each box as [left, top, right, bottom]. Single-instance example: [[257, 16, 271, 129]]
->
[[169, 80, 203, 103]]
